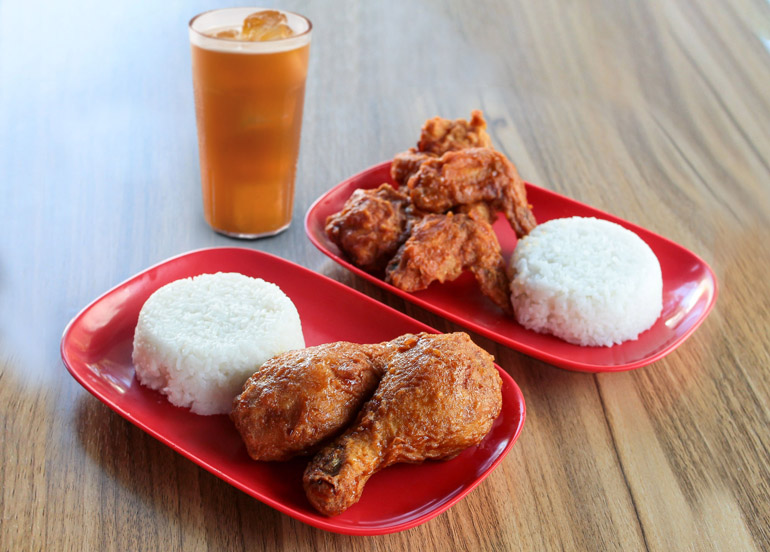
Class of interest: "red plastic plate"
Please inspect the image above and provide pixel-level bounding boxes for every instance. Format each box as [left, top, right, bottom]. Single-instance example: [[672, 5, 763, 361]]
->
[[60, 247, 525, 535], [305, 161, 718, 372]]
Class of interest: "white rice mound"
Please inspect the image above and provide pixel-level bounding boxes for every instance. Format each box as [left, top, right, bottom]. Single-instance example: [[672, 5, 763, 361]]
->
[[132, 272, 305, 415], [510, 217, 662, 347]]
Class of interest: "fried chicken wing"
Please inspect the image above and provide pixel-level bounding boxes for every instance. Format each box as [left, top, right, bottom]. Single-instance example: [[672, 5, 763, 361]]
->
[[390, 110, 492, 187], [324, 183, 416, 272], [385, 212, 512, 314], [303, 332, 503, 516], [407, 147, 537, 237], [231, 341, 387, 461]]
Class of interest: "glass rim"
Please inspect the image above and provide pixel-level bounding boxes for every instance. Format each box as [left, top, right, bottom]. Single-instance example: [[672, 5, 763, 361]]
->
[[189, 7, 312, 50]]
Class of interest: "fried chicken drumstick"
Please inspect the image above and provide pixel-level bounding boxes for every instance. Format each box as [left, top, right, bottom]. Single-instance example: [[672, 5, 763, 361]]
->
[[303, 332, 502, 516]]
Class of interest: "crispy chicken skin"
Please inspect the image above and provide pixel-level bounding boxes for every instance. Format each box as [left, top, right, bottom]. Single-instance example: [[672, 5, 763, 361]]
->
[[417, 109, 492, 155], [385, 212, 512, 314], [231, 341, 387, 462], [391, 149, 433, 188], [407, 147, 536, 238], [456, 201, 496, 224], [324, 183, 415, 272], [303, 332, 502, 517], [391, 110, 492, 187]]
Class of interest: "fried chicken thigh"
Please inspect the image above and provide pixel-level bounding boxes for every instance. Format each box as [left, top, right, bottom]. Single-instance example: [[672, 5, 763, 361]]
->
[[407, 147, 537, 238], [385, 212, 512, 314], [303, 332, 503, 517], [325, 183, 415, 272], [231, 341, 387, 461]]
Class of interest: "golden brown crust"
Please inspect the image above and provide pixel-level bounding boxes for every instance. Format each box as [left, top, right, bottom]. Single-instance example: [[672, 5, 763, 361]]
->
[[230, 341, 387, 461], [455, 201, 496, 225], [391, 111, 493, 188], [407, 147, 536, 238], [385, 213, 512, 314], [324, 183, 414, 272], [417, 109, 492, 155], [390, 148, 435, 188]]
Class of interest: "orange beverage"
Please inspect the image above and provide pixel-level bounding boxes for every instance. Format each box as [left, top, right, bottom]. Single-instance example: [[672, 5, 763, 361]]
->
[[189, 8, 312, 237]]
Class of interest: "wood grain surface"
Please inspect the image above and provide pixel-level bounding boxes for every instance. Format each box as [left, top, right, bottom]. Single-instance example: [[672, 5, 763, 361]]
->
[[2, 0, 769, 550]]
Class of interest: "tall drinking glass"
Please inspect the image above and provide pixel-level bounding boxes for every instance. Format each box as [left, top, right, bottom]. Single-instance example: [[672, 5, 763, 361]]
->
[[189, 8, 312, 238]]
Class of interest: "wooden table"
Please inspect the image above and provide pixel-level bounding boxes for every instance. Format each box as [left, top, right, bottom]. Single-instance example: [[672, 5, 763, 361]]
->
[[2, 0, 769, 550]]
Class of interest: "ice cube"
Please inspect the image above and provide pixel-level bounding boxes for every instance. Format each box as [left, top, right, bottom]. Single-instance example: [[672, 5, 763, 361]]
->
[[241, 10, 295, 41]]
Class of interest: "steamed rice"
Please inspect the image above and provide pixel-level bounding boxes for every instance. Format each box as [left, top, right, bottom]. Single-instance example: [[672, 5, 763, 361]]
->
[[132, 272, 305, 415], [510, 217, 662, 347]]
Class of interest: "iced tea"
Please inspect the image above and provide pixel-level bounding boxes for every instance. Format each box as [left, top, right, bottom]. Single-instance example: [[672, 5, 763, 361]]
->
[[189, 8, 312, 237]]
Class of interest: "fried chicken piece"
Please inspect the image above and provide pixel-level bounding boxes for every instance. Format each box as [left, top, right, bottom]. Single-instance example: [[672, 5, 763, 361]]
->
[[303, 332, 502, 516], [456, 201, 496, 224], [231, 341, 387, 461], [407, 147, 536, 238], [391, 149, 433, 188], [385, 212, 512, 314], [390, 110, 492, 187], [325, 183, 416, 272], [417, 109, 492, 155]]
